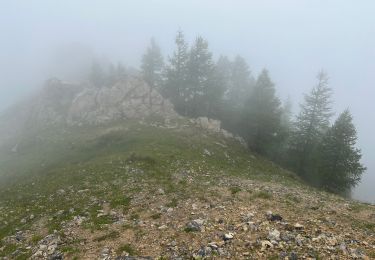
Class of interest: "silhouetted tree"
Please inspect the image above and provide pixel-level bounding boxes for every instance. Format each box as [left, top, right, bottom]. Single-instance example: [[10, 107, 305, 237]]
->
[[226, 55, 253, 106], [242, 69, 282, 155], [164, 30, 190, 114], [289, 71, 333, 179], [317, 109, 365, 193], [186, 36, 216, 116], [141, 38, 164, 105]]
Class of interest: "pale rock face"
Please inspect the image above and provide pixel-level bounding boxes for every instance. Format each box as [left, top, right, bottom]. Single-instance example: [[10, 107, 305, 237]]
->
[[193, 117, 222, 133], [0, 76, 178, 146], [67, 77, 177, 124], [7, 76, 177, 127], [191, 116, 247, 147]]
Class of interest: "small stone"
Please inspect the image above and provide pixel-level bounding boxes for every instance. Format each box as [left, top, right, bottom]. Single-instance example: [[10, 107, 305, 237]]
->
[[158, 225, 168, 230], [266, 211, 283, 221], [339, 242, 347, 254], [207, 242, 218, 249], [203, 148, 212, 156], [242, 212, 255, 222], [327, 237, 338, 246], [56, 189, 66, 195], [197, 246, 212, 257], [261, 240, 273, 251], [186, 219, 205, 232], [289, 252, 298, 260], [294, 223, 304, 230], [157, 188, 165, 195], [268, 229, 281, 241], [223, 232, 234, 241], [295, 234, 303, 246]]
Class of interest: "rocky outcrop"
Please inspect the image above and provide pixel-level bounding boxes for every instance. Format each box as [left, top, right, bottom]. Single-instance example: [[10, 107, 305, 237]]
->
[[1, 77, 177, 128], [67, 77, 177, 125], [191, 117, 248, 147]]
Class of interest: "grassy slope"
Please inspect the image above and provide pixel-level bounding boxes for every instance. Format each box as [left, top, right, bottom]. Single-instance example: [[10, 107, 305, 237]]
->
[[0, 118, 373, 259]]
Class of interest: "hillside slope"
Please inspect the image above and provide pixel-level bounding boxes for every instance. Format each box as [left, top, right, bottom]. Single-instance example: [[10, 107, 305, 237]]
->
[[0, 118, 374, 259], [0, 77, 374, 259]]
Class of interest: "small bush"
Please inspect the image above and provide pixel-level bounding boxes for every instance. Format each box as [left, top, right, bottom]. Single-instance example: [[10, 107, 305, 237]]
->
[[229, 186, 241, 195]]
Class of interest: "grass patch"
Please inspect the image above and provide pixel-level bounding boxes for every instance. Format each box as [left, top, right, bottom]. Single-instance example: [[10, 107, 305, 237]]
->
[[229, 186, 241, 195], [150, 213, 162, 219], [351, 219, 375, 232], [61, 245, 80, 254], [184, 227, 197, 233], [130, 213, 140, 220], [127, 153, 156, 165], [252, 191, 273, 200], [110, 196, 131, 209], [285, 193, 302, 203], [349, 203, 367, 213], [30, 234, 43, 245], [0, 243, 18, 257], [166, 197, 178, 208], [116, 244, 136, 255]]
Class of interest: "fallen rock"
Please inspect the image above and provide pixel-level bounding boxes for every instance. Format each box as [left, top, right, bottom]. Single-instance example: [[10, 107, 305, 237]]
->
[[266, 211, 283, 221], [223, 233, 234, 241], [268, 229, 281, 241], [186, 219, 205, 232]]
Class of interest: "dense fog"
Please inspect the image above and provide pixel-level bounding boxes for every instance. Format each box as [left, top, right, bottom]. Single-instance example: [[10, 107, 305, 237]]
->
[[0, 1, 374, 202]]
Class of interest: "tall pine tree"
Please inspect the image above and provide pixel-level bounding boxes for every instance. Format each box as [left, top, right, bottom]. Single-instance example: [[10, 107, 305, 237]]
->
[[290, 71, 333, 179], [242, 69, 282, 155], [141, 38, 164, 105], [186, 36, 216, 117], [317, 110, 365, 193], [164, 30, 189, 114], [227, 55, 253, 106]]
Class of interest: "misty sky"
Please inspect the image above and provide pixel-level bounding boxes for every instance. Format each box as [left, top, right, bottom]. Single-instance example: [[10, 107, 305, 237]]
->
[[0, 1, 374, 202]]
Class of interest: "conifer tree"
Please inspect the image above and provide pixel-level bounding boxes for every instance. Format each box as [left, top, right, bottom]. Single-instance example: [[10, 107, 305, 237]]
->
[[242, 69, 282, 155], [290, 71, 333, 178], [141, 38, 164, 104], [216, 55, 233, 99], [186, 36, 216, 116], [164, 30, 189, 114], [227, 55, 253, 106], [317, 110, 365, 193]]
